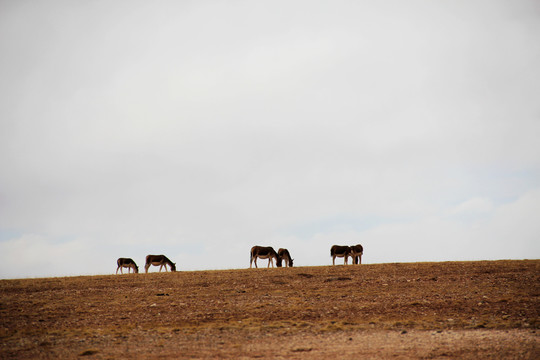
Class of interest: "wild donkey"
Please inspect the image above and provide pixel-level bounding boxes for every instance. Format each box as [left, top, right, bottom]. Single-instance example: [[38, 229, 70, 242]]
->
[[144, 255, 176, 273], [350, 244, 363, 264], [330, 245, 352, 265], [277, 248, 294, 267], [116, 258, 139, 274], [250, 246, 282, 268]]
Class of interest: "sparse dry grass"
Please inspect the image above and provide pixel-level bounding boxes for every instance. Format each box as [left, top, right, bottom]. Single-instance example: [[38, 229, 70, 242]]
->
[[1, 260, 538, 358]]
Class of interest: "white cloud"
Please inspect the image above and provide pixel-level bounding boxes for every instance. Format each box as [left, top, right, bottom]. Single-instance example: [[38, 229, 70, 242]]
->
[[357, 188, 540, 264], [450, 197, 495, 219], [1, 188, 539, 278], [1, 1, 539, 278], [0, 234, 97, 278]]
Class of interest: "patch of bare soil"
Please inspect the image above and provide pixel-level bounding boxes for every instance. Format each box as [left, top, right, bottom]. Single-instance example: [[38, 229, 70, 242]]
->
[[1, 260, 538, 359]]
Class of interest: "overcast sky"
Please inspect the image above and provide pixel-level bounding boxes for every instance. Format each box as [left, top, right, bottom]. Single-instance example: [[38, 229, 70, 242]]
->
[[1, 1, 539, 279]]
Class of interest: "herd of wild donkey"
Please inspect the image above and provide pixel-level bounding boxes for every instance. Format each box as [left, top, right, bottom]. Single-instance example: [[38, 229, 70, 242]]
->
[[116, 244, 364, 274]]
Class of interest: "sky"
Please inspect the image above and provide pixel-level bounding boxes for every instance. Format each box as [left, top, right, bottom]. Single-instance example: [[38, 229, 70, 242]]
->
[[1, 1, 539, 279]]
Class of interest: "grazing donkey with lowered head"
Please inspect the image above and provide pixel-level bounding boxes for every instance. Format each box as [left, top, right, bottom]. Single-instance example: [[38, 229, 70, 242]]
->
[[330, 245, 352, 265], [277, 248, 294, 267], [145, 254, 176, 273], [351, 244, 364, 264], [116, 258, 139, 274], [250, 246, 282, 268]]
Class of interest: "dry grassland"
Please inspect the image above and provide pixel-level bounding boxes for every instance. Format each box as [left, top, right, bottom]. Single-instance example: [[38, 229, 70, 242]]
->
[[0, 260, 538, 358]]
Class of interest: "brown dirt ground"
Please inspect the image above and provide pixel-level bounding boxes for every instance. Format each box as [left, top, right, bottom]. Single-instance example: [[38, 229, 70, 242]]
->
[[0, 260, 538, 359]]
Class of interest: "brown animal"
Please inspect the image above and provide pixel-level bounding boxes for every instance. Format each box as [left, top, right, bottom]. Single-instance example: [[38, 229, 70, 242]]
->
[[277, 248, 294, 267], [116, 258, 139, 274], [351, 244, 364, 264], [250, 246, 282, 268], [330, 245, 352, 265], [144, 255, 176, 273]]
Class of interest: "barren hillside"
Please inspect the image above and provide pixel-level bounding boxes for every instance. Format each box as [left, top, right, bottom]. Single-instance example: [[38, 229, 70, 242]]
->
[[1, 260, 538, 359]]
